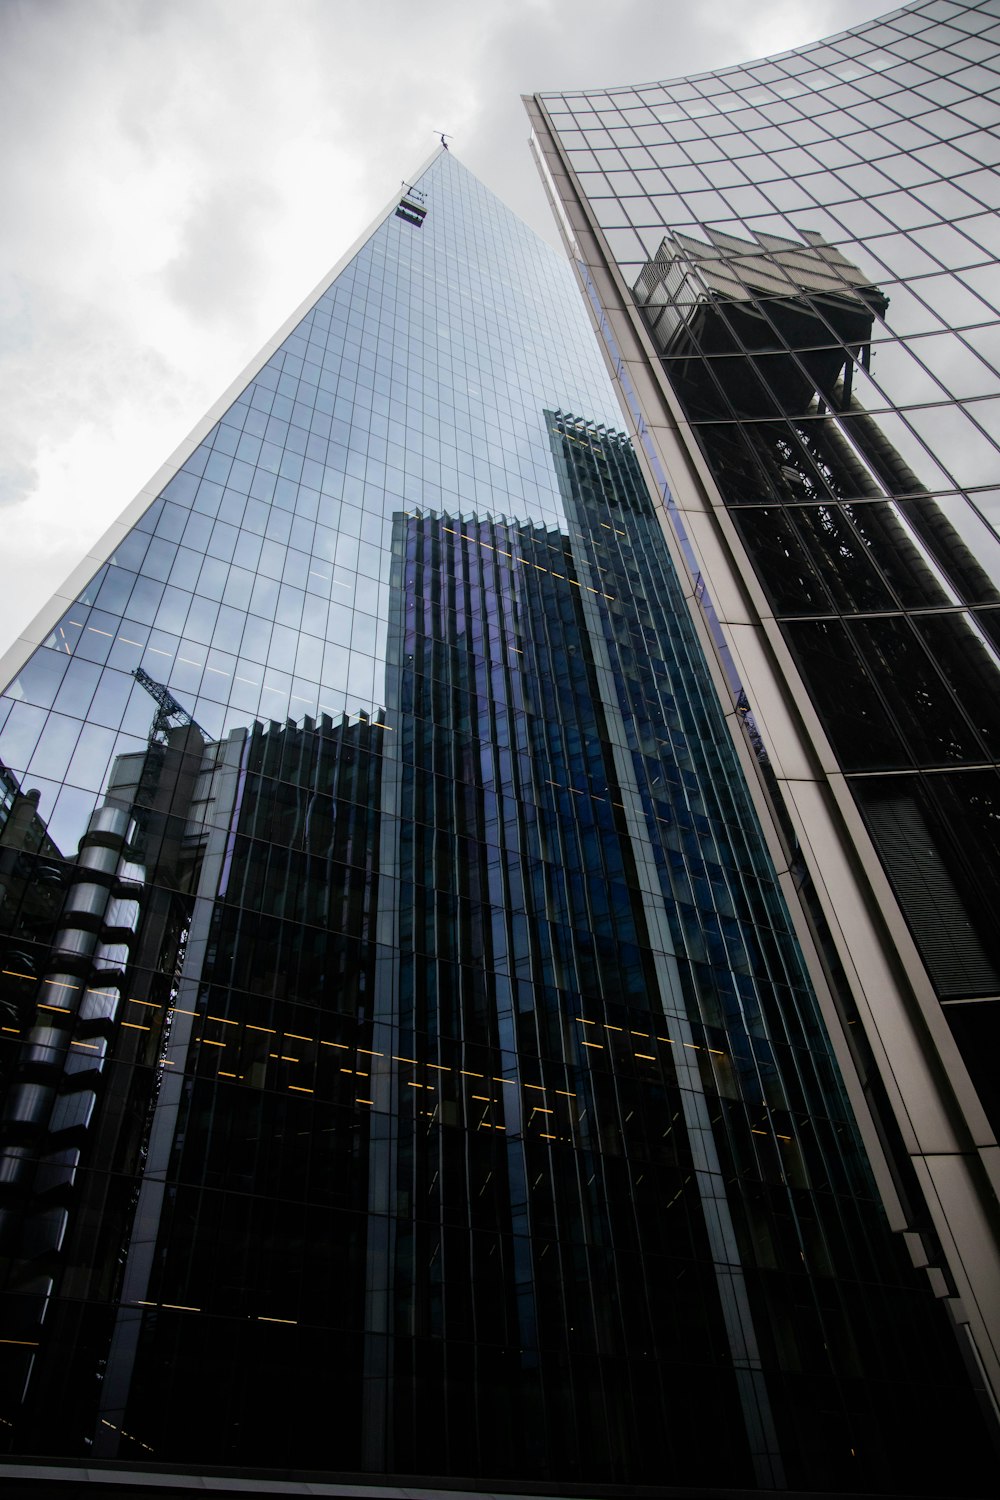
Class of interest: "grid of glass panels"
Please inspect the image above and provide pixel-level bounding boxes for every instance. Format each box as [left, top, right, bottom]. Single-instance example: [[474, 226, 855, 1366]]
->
[[0, 151, 992, 1491], [540, 0, 1000, 515], [539, 0, 1000, 1128]]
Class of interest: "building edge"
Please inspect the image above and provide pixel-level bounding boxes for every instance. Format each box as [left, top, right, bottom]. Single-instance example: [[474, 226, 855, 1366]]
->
[[524, 90, 1000, 1435], [0, 1459, 996, 1500], [0, 147, 446, 699]]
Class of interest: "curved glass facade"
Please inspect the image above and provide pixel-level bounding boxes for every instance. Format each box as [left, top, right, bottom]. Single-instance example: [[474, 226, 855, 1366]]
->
[[536, 0, 1000, 1031], [0, 150, 993, 1492], [531, 0, 1000, 1461]]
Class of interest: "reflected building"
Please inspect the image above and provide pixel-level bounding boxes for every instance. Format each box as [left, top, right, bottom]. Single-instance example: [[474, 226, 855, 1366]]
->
[[0, 148, 996, 1496], [0, 763, 66, 1046], [528, 0, 1000, 1449]]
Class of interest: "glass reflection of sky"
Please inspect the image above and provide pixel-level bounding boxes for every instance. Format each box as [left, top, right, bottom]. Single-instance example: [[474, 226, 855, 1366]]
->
[[0, 153, 624, 858]]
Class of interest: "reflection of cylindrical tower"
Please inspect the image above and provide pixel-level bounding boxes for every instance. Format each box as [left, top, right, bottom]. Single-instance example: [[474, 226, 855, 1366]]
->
[[0, 779, 66, 1047], [0, 716, 207, 1442], [0, 801, 134, 1204]]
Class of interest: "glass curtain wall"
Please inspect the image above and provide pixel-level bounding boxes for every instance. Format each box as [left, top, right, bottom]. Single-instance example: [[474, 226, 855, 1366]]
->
[[0, 151, 992, 1491], [535, 0, 1000, 1155]]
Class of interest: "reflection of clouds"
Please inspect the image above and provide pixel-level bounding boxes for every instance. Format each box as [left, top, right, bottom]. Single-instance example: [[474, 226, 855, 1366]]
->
[[367, 561, 393, 605], [935, 496, 1000, 582], [352, 612, 380, 658], [106, 553, 398, 732], [906, 274, 993, 331], [66, 722, 120, 798], [906, 403, 1000, 491], [862, 333, 998, 411], [852, 354, 942, 410], [346, 651, 376, 704], [975, 489, 1000, 537]]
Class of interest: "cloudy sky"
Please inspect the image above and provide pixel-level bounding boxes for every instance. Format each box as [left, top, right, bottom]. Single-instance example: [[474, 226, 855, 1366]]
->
[[1, 0, 894, 654]]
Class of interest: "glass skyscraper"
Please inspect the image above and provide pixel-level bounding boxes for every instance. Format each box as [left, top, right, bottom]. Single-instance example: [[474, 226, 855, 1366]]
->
[[528, 0, 1000, 1451], [0, 137, 994, 1498]]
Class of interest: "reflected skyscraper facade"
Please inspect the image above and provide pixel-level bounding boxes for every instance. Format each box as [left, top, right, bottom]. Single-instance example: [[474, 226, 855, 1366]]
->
[[0, 149, 994, 1494], [528, 0, 1000, 1444]]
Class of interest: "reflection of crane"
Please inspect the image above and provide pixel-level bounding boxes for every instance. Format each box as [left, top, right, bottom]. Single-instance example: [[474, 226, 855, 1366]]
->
[[132, 667, 203, 744]]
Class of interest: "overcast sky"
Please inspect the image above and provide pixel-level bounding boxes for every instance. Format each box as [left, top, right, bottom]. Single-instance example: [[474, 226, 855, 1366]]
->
[[0, 0, 895, 654]]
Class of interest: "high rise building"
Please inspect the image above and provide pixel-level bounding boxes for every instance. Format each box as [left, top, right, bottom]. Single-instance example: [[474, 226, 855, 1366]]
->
[[527, 0, 1000, 1447], [0, 141, 994, 1499]]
